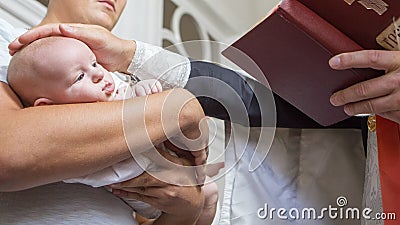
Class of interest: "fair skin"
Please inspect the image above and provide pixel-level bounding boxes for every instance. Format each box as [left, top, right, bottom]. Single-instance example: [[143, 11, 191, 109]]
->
[[2, 0, 207, 187], [330, 50, 400, 123], [114, 149, 205, 225], [8, 37, 162, 106], [40, 0, 126, 31], [1, 0, 207, 224]]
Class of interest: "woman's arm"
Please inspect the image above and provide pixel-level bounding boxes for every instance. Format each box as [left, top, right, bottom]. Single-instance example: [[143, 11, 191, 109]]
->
[[8, 23, 208, 186], [0, 84, 205, 191]]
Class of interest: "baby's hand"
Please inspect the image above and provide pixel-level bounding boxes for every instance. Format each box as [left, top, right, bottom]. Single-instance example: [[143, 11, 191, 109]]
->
[[134, 79, 163, 97]]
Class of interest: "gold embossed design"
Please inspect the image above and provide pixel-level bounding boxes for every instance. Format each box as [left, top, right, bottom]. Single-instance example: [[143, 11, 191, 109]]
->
[[344, 0, 356, 5], [376, 17, 400, 50], [368, 115, 377, 132], [345, 0, 389, 15], [357, 0, 388, 15]]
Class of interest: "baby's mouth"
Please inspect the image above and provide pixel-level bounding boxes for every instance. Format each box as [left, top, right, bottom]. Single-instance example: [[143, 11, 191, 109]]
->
[[102, 81, 115, 95]]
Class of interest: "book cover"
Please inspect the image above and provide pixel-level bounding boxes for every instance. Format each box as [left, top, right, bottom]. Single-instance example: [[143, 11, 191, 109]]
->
[[298, 0, 400, 50], [222, 0, 399, 126]]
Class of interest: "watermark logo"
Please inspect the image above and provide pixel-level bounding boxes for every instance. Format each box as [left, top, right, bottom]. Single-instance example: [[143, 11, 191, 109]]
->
[[257, 196, 396, 221], [336, 196, 348, 207]]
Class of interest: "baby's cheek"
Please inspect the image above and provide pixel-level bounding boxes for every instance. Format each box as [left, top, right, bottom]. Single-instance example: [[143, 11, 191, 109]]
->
[[76, 91, 102, 103]]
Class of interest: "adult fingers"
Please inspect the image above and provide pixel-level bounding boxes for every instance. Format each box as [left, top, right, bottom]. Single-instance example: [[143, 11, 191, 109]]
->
[[329, 50, 400, 71], [58, 24, 108, 48], [341, 93, 400, 116], [330, 72, 400, 106], [119, 186, 172, 198], [163, 140, 193, 162], [113, 189, 158, 203], [8, 23, 107, 55], [156, 142, 188, 165], [163, 139, 207, 167], [157, 146, 199, 185], [113, 188, 193, 214], [110, 172, 166, 189], [119, 185, 201, 204], [162, 141, 206, 185], [195, 164, 206, 185], [192, 148, 207, 166], [9, 23, 63, 55], [59, 24, 134, 72]]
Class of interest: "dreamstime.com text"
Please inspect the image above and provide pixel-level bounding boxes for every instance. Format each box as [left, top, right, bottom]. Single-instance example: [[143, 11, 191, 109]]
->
[[257, 196, 396, 221]]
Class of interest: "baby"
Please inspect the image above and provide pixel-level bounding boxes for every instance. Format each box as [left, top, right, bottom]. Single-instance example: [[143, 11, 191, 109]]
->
[[8, 37, 218, 225], [8, 37, 161, 106]]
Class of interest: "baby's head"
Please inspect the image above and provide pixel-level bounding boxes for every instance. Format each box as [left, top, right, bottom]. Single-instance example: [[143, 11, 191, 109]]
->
[[8, 36, 116, 107]]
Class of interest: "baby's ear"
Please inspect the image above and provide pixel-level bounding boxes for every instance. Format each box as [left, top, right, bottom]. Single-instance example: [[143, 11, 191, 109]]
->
[[33, 98, 54, 106]]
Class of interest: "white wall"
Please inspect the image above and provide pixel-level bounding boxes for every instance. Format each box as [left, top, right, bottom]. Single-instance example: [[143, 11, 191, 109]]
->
[[166, 0, 280, 44], [113, 0, 164, 46], [113, 0, 281, 46], [203, 0, 280, 39]]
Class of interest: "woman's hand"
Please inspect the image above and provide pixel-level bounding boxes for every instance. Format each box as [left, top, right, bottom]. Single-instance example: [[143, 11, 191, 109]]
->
[[9, 23, 135, 73], [112, 172, 204, 225], [329, 50, 400, 123], [111, 150, 204, 225]]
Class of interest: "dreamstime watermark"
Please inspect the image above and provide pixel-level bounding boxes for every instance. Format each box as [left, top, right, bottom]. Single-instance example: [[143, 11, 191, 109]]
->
[[257, 196, 396, 221]]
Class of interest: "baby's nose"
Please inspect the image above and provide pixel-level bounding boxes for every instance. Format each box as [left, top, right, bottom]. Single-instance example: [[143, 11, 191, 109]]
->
[[92, 70, 104, 83]]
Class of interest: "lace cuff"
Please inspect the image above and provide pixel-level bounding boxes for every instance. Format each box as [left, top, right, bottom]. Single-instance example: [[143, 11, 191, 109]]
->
[[127, 41, 191, 88]]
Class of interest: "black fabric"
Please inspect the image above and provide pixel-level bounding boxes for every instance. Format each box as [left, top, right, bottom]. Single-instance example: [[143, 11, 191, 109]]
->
[[186, 60, 274, 127], [186, 60, 368, 152]]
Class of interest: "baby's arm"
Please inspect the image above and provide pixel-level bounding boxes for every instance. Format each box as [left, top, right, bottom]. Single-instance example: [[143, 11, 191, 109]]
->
[[134, 79, 163, 97]]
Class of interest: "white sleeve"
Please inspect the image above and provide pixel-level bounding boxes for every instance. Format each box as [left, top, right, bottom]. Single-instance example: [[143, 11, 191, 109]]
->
[[127, 41, 191, 88]]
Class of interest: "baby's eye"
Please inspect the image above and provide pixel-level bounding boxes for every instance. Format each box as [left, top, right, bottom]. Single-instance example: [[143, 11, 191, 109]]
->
[[92, 62, 97, 67], [76, 73, 85, 82]]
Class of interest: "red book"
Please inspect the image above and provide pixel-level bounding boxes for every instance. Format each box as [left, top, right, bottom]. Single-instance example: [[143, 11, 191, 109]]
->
[[222, 0, 399, 126], [299, 0, 400, 50]]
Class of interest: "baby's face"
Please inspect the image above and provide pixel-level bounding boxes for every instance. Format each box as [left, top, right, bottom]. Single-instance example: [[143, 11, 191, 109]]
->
[[42, 39, 115, 104]]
